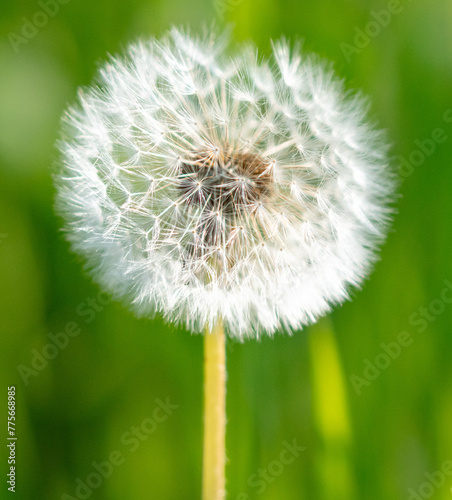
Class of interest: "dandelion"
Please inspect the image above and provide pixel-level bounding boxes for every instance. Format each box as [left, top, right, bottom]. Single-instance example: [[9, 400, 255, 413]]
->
[[55, 27, 395, 500]]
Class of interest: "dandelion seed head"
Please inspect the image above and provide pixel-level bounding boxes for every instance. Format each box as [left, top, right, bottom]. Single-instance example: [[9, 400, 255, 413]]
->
[[55, 27, 395, 338]]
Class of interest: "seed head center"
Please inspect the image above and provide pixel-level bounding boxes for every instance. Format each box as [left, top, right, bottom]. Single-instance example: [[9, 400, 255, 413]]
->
[[180, 148, 273, 217]]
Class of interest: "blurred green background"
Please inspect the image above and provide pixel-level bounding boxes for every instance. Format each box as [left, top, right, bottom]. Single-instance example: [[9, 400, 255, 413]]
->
[[1, 0, 452, 499]]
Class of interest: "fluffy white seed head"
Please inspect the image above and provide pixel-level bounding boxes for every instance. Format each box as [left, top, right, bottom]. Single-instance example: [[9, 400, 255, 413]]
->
[[55, 28, 395, 339]]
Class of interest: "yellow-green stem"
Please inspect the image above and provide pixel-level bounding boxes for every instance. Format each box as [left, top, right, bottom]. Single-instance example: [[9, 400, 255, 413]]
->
[[202, 320, 226, 500]]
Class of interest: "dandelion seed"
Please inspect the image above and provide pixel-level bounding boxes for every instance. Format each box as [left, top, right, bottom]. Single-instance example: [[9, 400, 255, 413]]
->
[[55, 27, 395, 340]]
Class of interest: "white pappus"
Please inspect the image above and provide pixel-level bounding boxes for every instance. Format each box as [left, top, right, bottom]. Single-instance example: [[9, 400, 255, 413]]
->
[[55, 27, 395, 339]]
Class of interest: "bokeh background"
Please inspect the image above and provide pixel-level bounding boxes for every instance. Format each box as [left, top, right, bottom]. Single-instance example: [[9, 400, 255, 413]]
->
[[1, 0, 452, 499]]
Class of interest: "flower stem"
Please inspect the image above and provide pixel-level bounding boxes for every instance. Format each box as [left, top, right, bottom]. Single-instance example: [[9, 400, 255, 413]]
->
[[202, 319, 226, 500]]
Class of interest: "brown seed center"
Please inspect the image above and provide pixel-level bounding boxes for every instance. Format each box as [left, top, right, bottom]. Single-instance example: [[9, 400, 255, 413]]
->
[[179, 148, 273, 218]]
